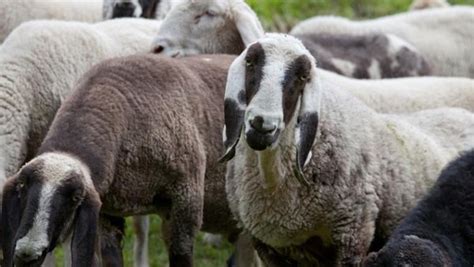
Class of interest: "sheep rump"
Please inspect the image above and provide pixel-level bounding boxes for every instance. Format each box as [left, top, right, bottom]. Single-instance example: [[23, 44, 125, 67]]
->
[[0, 0, 103, 43]]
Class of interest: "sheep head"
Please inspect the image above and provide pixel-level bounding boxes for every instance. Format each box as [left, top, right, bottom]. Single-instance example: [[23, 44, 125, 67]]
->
[[220, 34, 322, 184], [1, 152, 101, 267], [151, 0, 264, 57], [363, 235, 451, 267]]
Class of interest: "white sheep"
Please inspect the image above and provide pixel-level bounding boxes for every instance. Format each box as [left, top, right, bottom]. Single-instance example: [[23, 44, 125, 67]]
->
[[221, 34, 474, 266], [0, 0, 103, 43], [103, 0, 173, 20], [290, 6, 474, 78], [0, 18, 162, 267], [409, 0, 450, 10], [152, 0, 432, 79]]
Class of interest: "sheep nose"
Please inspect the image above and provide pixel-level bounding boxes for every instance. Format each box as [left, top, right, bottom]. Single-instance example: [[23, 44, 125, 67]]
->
[[14, 250, 42, 263], [249, 116, 276, 134], [115, 2, 134, 8], [153, 44, 165, 54]]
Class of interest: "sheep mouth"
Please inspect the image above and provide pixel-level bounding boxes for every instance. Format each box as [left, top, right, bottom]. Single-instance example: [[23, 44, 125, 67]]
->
[[14, 251, 48, 267], [112, 7, 137, 18], [245, 129, 280, 151]]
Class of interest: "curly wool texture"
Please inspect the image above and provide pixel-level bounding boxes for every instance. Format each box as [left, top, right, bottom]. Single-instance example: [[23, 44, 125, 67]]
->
[[0, 18, 162, 185], [0, 0, 103, 43], [290, 6, 474, 78], [318, 69, 474, 114], [226, 83, 474, 265]]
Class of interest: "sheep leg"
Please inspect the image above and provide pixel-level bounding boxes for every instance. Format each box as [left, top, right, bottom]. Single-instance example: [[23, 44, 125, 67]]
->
[[99, 215, 126, 267], [132, 215, 150, 267], [160, 189, 203, 267], [252, 238, 296, 267]]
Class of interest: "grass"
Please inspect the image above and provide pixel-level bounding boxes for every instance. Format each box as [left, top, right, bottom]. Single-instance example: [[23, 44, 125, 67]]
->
[[54, 0, 473, 266]]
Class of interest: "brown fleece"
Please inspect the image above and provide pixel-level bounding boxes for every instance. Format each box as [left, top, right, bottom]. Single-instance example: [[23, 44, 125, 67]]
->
[[38, 54, 239, 263]]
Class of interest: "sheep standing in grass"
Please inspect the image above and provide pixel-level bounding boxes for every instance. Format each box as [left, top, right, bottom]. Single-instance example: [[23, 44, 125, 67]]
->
[[364, 149, 474, 266], [152, 0, 431, 79], [0, 0, 103, 43], [290, 6, 474, 78], [410, 0, 450, 11], [0, 54, 260, 267], [0, 18, 162, 266], [103, 0, 173, 19], [221, 34, 474, 266]]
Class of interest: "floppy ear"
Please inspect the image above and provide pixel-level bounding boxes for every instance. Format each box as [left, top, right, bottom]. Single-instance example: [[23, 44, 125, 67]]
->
[[1, 178, 22, 267], [71, 190, 101, 267], [220, 54, 247, 162], [232, 2, 265, 47], [294, 66, 321, 184]]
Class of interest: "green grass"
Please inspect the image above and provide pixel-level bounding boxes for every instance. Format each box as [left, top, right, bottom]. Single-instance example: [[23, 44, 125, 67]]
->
[[51, 1, 474, 266]]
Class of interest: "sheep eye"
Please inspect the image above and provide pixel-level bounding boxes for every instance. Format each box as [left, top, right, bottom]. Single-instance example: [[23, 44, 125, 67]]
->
[[245, 59, 253, 67], [17, 182, 25, 190], [72, 193, 82, 203], [299, 75, 308, 82], [205, 10, 217, 17]]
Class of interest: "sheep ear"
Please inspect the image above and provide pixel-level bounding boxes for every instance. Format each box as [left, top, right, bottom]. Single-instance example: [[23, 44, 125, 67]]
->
[[71, 191, 101, 267], [220, 54, 247, 162], [1, 178, 22, 267], [294, 67, 321, 184], [232, 2, 265, 47]]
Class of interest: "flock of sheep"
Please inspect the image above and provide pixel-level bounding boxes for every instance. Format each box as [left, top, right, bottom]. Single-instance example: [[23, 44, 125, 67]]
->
[[0, 0, 473, 266]]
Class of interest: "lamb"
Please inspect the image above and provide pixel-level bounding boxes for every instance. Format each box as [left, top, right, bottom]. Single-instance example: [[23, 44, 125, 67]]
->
[[409, 0, 450, 11], [103, 0, 173, 20], [0, 18, 162, 266], [0, 0, 103, 43], [221, 34, 474, 266], [152, 0, 431, 79], [290, 6, 474, 78], [0, 54, 257, 267], [363, 149, 474, 266]]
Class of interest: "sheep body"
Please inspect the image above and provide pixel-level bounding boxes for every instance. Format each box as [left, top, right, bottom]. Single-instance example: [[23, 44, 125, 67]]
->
[[290, 6, 474, 77], [153, 0, 431, 79], [223, 34, 474, 265], [2, 54, 247, 267], [0, 0, 103, 43], [364, 149, 474, 266], [0, 18, 161, 184]]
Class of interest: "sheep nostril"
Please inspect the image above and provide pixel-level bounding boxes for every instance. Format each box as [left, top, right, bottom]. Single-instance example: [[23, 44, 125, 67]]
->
[[116, 2, 134, 8], [153, 45, 165, 54], [250, 116, 276, 134]]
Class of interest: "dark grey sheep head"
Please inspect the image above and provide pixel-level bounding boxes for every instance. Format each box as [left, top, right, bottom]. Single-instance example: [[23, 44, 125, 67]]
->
[[364, 235, 451, 267], [1, 153, 101, 267]]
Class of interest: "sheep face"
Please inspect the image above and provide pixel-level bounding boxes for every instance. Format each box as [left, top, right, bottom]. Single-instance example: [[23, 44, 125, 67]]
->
[[152, 0, 264, 56], [1, 153, 100, 267], [221, 34, 321, 177], [364, 235, 450, 267], [104, 0, 143, 19]]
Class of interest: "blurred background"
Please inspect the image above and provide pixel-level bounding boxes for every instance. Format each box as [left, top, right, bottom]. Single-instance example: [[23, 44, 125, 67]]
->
[[52, 0, 473, 266]]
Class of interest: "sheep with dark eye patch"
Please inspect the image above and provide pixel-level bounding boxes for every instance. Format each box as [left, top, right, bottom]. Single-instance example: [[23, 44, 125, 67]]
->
[[364, 149, 474, 267], [291, 6, 474, 78], [221, 33, 474, 266], [1, 54, 260, 267], [0, 18, 163, 267], [151, 0, 431, 79], [102, 0, 173, 20]]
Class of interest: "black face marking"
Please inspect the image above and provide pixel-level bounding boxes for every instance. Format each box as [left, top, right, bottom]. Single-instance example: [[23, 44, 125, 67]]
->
[[237, 90, 246, 105], [112, 2, 137, 18], [221, 99, 245, 162], [140, 0, 162, 18], [46, 173, 85, 250], [244, 43, 265, 103], [282, 55, 312, 124], [296, 112, 319, 173]]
